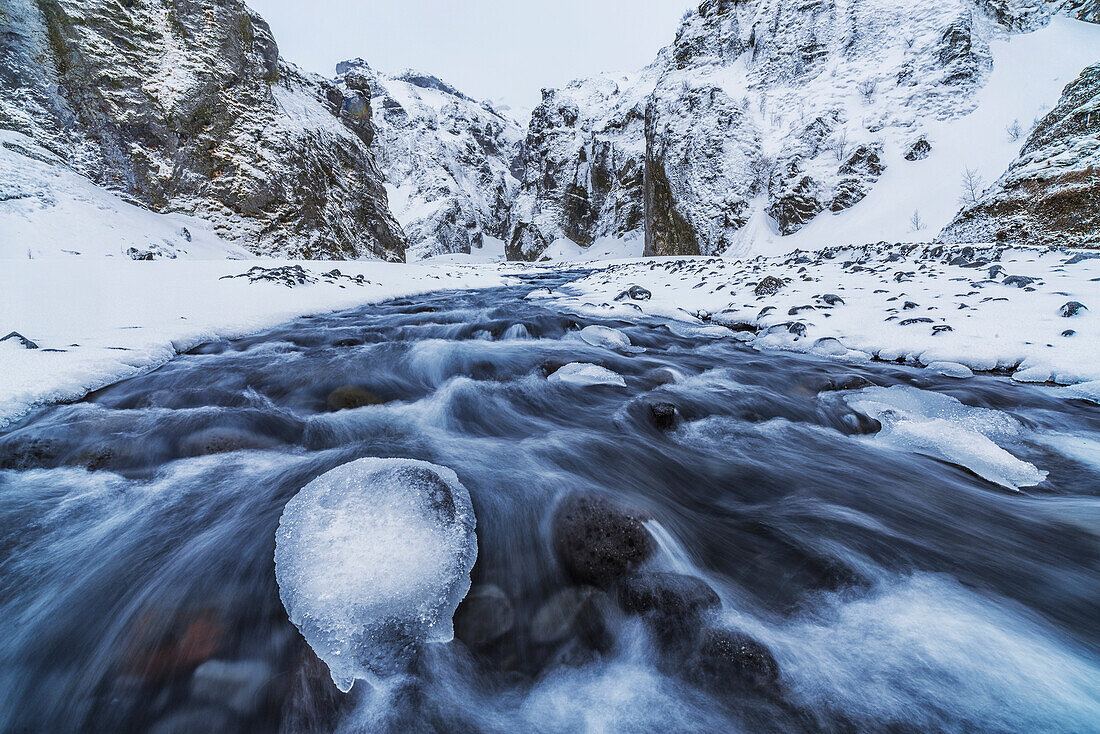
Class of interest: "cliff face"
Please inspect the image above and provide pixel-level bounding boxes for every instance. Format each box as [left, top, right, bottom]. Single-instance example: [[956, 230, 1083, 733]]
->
[[940, 61, 1100, 247], [0, 0, 405, 260], [335, 60, 522, 260], [507, 0, 1070, 260], [506, 71, 656, 261]]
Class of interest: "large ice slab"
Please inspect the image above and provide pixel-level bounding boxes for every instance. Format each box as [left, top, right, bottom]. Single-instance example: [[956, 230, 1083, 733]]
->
[[846, 386, 1045, 490], [275, 458, 477, 692]]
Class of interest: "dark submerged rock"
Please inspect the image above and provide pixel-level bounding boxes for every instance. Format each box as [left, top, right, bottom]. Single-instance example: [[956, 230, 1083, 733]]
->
[[325, 386, 384, 411], [453, 584, 515, 647]]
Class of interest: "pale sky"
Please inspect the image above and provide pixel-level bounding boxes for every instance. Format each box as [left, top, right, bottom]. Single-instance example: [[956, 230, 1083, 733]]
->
[[248, 0, 695, 119]]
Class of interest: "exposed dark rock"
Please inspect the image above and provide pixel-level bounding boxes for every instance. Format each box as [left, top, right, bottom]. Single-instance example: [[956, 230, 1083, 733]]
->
[[1060, 300, 1087, 317], [0, 0, 405, 259], [1002, 275, 1037, 287], [904, 137, 932, 161], [647, 402, 679, 430], [615, 285, 653, 302], [940, 62, 1100, 248], [754, 276, 784, 297], [840, 412, 882, 435], [551, 493, 656, 588], [0, 331, 39, 349], [687, 627, 781, 692]]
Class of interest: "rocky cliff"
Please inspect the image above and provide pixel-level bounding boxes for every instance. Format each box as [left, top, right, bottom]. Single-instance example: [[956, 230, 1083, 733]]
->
[[939, 60, 1100, 246], [507, 0, 1075, 260], [507, 70, 657, 261], [0, 0, 405, 260], [335, 60, 522, 260]]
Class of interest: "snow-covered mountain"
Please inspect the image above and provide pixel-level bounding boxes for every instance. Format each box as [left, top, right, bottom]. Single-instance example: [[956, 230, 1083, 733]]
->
[[940, 59, 1100, 246], [506, 70, 658, 261], [0, 0, 405, 261], [334, 60, 523, 260], [506, 0, 1099, 260]]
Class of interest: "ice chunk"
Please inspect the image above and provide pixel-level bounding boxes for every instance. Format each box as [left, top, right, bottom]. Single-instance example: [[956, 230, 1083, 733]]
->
[[927, 361, 973, 379], [578, 325, 633, 350], [846, 386, 1045, 490], [274, 458, 477, 692], [1064, 380, 1100, 404], [548, 363, 627, 387]]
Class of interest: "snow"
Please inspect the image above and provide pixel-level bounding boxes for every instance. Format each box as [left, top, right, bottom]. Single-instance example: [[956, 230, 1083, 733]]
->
[[845, 385, 1046, 489], [542, 245, 1100, 391], [548, 363, 627, 388], [729, 16, 1100, 254], [0, 131, 249, 260], [274, 458, 477, 692], [0, 258, 504, 429], [539, 233, 646, 263]]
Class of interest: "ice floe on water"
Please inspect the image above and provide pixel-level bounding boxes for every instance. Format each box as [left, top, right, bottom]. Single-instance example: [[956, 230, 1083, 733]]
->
[[845, 386, 1046, 490], [274, 458, 477, 692], [576, 324, 635, 350], [548, 362, 627, 387]]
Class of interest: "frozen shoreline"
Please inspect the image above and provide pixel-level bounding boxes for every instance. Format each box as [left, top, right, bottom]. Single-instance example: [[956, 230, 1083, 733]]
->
[[534, 243, 1100, 398], [0, 259, 506, 428]]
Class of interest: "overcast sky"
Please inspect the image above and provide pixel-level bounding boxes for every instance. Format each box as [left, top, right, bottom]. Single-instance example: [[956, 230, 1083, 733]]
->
[[248, 0, 694, 119]]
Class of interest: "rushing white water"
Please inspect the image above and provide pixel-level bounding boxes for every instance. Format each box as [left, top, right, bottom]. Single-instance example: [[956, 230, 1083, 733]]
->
[[1, 273, 1098, 732]]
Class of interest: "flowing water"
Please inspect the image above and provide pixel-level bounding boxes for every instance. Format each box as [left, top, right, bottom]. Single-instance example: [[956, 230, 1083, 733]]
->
[[1, 272, 1098, 733]]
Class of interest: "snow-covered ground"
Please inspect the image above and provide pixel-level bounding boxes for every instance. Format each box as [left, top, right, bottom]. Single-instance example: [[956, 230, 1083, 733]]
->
[[535, 244, 1100, 394], [0, 259, 504, 428], [0, 131, 249, 260]]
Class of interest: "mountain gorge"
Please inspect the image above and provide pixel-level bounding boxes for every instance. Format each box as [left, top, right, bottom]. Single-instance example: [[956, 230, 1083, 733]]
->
[[334, 60, 523, 260], [0, 0, 1096, 261]]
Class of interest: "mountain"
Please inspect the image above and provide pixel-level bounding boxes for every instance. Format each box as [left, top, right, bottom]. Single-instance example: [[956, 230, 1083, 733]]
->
[[506, 0, 1099, 260], [0, 0, 405, 260], [939, 59, 1100, 246], [506, 70, 657, 261], [335, 60, 523, 260]]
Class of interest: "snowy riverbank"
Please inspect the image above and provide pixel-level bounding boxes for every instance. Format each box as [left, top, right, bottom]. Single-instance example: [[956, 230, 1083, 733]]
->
[[0, 259, 505, 428], [535, 243, 1100, 396]]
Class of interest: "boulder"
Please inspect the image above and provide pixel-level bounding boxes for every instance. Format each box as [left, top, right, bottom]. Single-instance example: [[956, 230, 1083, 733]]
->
[[551, 493, 656, 588], [687, 627, 780, 692], [754, 276, 784, 297]]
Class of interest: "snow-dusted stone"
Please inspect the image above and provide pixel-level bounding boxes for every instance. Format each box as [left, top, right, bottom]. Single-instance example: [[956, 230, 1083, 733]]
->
[[927, 361, 974, 378], [548, 363, 627, 387], [578, 325, 634, 350], [274, 458, 477, 692], [1012, 366, 1053, 383], [846, 386, 1045, 490]]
